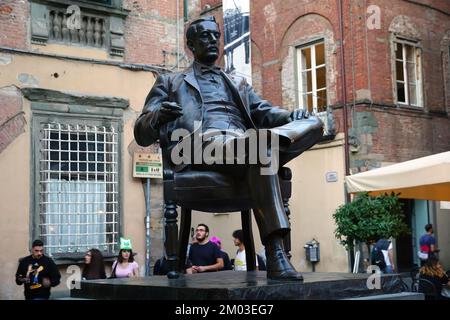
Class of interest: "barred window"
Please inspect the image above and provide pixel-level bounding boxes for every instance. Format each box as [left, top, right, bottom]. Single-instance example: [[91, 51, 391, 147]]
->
[[38, 122, 119, 256]]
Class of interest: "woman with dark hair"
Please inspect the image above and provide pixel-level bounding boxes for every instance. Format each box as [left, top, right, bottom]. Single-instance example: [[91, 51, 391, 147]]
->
[[82, 249, 106, 280], [419, 255, 450, 300], [110, 249, 139, 278]]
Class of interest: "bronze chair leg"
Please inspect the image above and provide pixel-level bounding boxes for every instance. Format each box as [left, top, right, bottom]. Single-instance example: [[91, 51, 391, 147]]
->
[[241, 209, 256, 271], [283, 198, 292, 260], [178, 208, 192, 272], [164, 200, 180, 279]]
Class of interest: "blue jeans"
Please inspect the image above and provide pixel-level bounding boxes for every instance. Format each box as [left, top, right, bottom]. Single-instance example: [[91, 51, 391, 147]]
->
[[384, 265, 394, 274]]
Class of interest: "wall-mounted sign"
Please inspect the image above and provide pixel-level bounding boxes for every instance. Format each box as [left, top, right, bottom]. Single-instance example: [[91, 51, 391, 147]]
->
[[133, 151, 163, 179], [440, 201, 450, 210], [326, 171, 338, 183]]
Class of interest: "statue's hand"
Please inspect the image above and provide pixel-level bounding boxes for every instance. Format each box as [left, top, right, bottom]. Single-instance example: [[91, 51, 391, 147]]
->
[[290, 109, 310, 121], [156, 101, 183, 126]]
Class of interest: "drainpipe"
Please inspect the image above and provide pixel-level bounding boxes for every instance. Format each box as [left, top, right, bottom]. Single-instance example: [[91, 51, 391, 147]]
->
[[338, 0, 353, 272], [338, 0, 350, 181], [176, 0, 180, 71], [183, 0, 188, 22], [145, 178, 151, 276]]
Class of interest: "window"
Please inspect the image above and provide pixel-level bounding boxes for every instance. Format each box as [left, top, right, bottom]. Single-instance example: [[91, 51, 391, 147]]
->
[[394, 40, 423, 107], [36, 120, 119, 257], [296, 41, 327, 113]]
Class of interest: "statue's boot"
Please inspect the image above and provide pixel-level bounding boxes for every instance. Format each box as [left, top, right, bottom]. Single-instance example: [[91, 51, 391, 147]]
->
[[246, 165, 302, 281], [265, 234, 304, 281]]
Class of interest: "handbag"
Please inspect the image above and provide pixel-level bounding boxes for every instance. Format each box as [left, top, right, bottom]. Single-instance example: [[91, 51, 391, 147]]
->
[[417, 251, 428, 260], [109, 261, 118, 279]]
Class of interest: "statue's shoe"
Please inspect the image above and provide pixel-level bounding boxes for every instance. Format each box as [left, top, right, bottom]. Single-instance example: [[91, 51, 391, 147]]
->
[[267, 269, 304, 281], [266, 248, 304, 282]]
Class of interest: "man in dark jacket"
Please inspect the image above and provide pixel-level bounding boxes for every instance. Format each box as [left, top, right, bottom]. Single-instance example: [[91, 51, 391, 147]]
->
[[134, 16, 323, 281], [15, 239, 61, 300]]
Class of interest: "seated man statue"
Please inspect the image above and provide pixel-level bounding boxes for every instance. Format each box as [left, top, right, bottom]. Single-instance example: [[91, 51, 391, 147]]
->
[[134, 16, 323, 281]]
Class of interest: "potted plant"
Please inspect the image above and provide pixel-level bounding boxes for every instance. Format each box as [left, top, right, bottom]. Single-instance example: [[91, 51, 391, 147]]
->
[[333, 192, 409, 272]]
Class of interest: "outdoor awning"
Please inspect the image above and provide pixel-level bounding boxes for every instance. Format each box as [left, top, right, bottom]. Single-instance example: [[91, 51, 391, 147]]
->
[[345, 151, 450, 201]]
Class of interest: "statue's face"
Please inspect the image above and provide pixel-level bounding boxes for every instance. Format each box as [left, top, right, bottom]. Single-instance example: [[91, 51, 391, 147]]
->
[[189, 21, 221, 65]]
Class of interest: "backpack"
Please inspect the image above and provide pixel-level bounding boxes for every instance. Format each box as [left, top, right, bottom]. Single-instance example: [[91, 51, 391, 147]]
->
[[371, 246, 386, 271], [372, 239, 391, 270]]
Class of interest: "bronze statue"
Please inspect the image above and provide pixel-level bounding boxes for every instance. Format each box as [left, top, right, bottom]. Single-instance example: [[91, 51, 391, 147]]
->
[[134, 16, 323, 281]]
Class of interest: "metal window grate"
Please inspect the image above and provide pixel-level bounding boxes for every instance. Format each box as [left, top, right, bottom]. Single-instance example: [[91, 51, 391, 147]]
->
[[38, 122, 119, 256]]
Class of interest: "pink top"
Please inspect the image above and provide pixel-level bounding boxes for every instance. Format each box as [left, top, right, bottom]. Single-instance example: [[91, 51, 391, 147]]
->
[[112, 261, 139, 278]]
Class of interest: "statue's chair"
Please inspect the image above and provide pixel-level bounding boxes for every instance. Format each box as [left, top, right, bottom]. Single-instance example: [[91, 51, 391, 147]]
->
[[159, 136, 293, 279]]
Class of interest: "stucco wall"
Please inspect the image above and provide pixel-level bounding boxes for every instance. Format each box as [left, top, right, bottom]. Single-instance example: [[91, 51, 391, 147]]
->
[[0, 51, 157, 299], [289, 134, 348, 272], [0, 109, 31, 299]]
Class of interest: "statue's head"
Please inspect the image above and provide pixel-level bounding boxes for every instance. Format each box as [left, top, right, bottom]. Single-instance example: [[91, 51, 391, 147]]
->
[[186, 16, 220, 65]]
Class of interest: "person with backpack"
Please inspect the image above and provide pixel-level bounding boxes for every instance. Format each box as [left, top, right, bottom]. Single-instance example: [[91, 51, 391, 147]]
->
[[371, 238, 395, 273], [418, 224, 439, 266]]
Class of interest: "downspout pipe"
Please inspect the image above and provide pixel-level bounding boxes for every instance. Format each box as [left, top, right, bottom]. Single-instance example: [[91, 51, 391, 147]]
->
[[338, 0, 353, 272], [338, 0, 350, 182], [177, 0, 180, 71], [184, 0, 188, 22], [145, 178, 151, 276]]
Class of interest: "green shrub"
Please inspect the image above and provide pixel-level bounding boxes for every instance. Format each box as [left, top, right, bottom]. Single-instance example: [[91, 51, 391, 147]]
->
[[333, 192, 409, 251]]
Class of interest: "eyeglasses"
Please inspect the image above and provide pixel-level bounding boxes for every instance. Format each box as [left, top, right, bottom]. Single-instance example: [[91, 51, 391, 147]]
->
[[196, 228, 206, 232]]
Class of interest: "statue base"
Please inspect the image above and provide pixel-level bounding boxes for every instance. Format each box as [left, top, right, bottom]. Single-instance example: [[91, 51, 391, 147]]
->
[[71, 271, 405, 300]]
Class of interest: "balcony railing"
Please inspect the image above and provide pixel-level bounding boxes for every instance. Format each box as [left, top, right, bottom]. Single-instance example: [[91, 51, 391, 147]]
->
[[30, 0, 128, 57], [49, 9, 107, 48]]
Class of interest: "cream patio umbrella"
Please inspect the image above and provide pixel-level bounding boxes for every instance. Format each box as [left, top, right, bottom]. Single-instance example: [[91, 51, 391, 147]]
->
[[345, 151, 450, 201]]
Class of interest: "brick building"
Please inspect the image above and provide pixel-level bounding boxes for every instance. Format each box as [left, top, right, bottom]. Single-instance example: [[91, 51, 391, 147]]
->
[[193, 0, 450, 273], [1, 0, 449, 299]]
